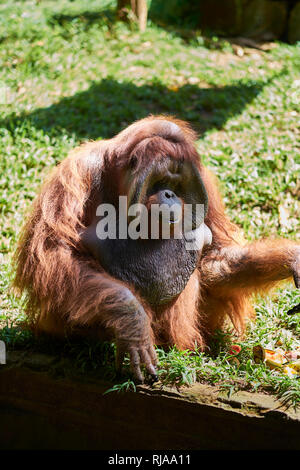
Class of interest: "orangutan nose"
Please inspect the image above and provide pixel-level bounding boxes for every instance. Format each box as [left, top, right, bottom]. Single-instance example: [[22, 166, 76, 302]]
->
[[157, 189, 181, 208]]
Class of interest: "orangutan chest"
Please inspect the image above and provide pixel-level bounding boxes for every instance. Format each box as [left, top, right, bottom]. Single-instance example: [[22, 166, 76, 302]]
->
[[96, 238, 198, 306]]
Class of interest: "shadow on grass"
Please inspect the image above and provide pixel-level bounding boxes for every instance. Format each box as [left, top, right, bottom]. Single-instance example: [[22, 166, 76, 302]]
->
[[48, 8, 116, 29], [46, 1, 226, 44], [2, 78, 266, 140], [149, 0, 201, 40], [46, 1, 199, 42]]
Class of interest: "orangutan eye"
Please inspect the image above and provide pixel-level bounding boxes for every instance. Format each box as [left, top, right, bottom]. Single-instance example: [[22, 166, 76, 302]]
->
[[149, 179, 169, 195], [129, 156, 138, 169]]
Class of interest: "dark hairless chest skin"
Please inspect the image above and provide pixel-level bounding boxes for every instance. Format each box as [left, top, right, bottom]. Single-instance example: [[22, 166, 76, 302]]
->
[[81, 226, 199, 306]]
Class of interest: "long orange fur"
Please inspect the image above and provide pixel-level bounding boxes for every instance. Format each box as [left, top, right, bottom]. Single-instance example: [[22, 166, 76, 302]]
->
[[14, 115, 300, 352]]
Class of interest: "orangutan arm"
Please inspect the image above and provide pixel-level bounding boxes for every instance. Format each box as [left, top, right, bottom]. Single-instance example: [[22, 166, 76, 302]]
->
[[65, 262, 157, 383], [200, 239, 300, 292]]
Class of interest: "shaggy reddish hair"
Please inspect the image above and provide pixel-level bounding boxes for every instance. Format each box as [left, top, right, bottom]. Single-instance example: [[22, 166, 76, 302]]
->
[[14, 115, 300, 379]]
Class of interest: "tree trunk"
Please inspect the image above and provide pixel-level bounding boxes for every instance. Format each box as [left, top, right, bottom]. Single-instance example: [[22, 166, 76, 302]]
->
[[117, 0, 148, 31], [136, 0, 148, 32]]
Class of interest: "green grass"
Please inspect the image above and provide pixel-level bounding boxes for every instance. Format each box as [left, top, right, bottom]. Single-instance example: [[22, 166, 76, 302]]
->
[[0, 0, 299, 405]]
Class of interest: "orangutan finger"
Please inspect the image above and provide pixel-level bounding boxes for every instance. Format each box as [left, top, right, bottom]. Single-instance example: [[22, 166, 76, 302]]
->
[[293, 272, 300, 289], [293, 256, 300, 288], [115, 346, 126, 372], [129, 348, 144, 383], [148, 344, 158, 366], [287, 303, 300, 315], [140, 348, 157, 377]]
